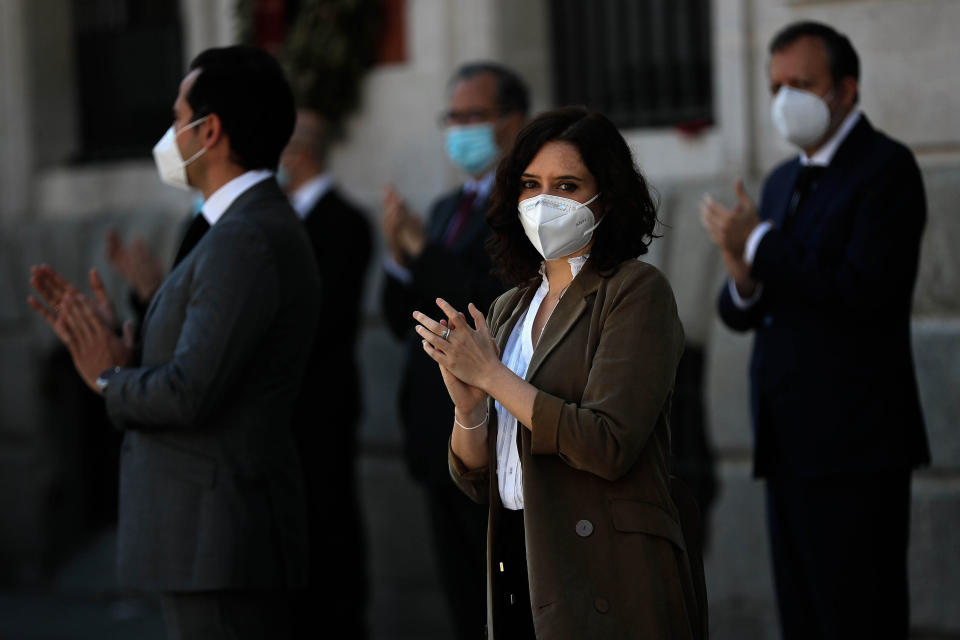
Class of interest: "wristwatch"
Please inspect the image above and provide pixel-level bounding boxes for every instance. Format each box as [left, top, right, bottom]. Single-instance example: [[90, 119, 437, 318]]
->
[[95, 366, 122, 393]]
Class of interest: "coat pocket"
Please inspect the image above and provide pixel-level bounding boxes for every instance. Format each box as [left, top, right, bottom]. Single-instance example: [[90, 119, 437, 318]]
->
[[609, 499, 686, 552]]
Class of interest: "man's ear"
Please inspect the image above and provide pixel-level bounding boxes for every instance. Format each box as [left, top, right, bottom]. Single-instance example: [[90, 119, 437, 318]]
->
[[201, 113, 223, 149], [839, 76, 859, 109]]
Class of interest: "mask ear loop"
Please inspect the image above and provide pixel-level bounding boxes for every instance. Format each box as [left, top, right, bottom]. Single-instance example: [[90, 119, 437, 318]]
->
[[181, 146, 207, 168], [579, 192, 603, 237], [177, 116, 210, 169]]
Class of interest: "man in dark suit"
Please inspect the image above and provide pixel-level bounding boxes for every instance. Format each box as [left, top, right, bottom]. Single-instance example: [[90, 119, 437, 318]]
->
[[701, 22, 929, 638], [29, 46, 320, 639], [380, 62, 528, 639], [279, 107, 373, 638]]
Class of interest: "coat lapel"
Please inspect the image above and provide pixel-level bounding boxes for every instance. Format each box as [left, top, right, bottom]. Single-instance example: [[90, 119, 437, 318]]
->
[[495, 286, 535, 354], [451, 193, 490, 251], [427, 188, 463, 240], [769, 161, 801, 229], [524, 262, 602, 383], [771, 117, 873, 234]]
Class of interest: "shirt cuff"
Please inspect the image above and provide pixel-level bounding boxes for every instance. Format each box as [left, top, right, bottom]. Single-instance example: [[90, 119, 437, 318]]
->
[[744, 220, 773, 266], [728, 278, 763, 310], [383, 255, 413, 285]]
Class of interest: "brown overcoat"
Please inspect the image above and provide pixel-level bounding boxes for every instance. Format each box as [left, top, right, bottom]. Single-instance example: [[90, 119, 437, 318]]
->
[[450, 259, 704, 639]]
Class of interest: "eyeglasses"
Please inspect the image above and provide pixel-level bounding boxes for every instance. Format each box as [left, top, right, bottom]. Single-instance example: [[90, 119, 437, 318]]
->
[[437, 108, 500, 128]]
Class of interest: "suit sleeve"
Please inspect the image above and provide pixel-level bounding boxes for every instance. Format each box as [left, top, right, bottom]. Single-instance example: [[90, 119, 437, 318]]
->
[[750, 148, 925, 315], [407, 242, 503, 313], [381, 270, 418, 341], [717, 278, 768, 332], [326, 210, 372, 331], [529, 269, 685, 481], [381, 197, 503, 341], [104, 222, 280, 431]]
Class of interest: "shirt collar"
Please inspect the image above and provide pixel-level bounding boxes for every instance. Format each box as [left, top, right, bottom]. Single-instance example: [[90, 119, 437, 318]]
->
[[538, 253, 591, 288], [462, 169, 496, 202], [801, 108, 862, 167], [290, 171, 335, 220], [200, 169, 273, 226]]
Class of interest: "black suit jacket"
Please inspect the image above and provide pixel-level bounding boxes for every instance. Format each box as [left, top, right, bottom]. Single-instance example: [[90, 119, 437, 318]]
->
[[105, 178, 321, 590], [293, 187, 372, 602], [718, 116, 930, 478], [382, 187, 506, 484], [294, 187, 372, 457]]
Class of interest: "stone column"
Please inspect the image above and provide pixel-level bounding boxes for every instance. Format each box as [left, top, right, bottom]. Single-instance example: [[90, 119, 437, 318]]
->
[[179, 0, 239, 64], [0, 0, 34, 222]]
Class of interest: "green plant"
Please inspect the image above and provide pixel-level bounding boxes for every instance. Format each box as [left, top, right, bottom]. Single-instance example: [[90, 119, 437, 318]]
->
[[237, 0, 383, 126]]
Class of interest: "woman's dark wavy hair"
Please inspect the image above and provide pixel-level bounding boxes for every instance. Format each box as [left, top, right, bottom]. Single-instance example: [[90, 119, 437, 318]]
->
[[486, 107, 658, 287]]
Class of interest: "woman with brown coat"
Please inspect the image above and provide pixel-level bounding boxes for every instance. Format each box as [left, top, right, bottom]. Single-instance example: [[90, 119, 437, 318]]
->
[[413, 107, 705, 639]]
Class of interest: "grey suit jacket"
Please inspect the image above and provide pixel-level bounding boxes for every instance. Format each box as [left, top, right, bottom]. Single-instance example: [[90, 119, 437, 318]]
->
[[104, 178, 321, 591]]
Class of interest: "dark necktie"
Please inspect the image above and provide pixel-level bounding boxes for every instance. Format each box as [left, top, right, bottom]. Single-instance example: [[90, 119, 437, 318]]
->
[[786, 165, 825, 221], [443, 190, 478, 248], [172, 214, 211, 268]]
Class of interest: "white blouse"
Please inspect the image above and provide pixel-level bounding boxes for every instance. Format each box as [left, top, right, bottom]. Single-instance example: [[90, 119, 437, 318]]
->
[[495, 255, 589, 510]]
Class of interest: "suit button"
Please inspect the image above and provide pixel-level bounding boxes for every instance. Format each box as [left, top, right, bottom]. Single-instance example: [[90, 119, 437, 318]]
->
[[575, 519, 593, 537], [594, 597, 609, 613], [763, 314, 773, 327]]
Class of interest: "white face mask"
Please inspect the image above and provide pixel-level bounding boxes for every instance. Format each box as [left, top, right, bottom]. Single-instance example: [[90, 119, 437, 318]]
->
[[517, 192, 601, 260], [771, 86, 832, 149], [152, 116, 208, 190]]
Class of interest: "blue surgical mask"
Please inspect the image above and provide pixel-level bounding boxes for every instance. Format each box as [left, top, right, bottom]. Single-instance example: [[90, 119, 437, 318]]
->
[[444, 123, 499, 175]]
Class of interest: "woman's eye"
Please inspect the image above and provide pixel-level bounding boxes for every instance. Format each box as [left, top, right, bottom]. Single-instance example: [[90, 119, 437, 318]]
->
[[520, 180, 538, 190], [558, 182, 577, 192]]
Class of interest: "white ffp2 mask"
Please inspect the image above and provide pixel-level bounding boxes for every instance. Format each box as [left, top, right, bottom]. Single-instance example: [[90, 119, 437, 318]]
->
[[771, 86, 831, 149], [152, 117, 208, 190], [517, 192, 601, 260]]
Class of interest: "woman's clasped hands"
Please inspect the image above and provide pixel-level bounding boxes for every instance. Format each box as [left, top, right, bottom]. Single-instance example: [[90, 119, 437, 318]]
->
[[413, 298, 500, 421]]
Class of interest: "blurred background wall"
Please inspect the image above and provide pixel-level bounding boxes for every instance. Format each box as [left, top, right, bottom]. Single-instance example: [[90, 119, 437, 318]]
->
[[0, 0, 957, 638]]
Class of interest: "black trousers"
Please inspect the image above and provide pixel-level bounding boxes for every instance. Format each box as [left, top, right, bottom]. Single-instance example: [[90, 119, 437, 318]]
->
[[159, 590, 293, 640], [766, 470, 912, 640], [491, 508, 536, 640]]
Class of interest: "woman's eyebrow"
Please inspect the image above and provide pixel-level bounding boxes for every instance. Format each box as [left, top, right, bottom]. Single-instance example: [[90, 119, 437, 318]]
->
[[520, 173, 584, 181]]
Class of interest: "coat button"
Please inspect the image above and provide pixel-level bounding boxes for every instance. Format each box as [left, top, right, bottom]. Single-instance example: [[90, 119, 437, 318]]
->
[[594, 597, 609, 613], [575, 519, 593, 537]]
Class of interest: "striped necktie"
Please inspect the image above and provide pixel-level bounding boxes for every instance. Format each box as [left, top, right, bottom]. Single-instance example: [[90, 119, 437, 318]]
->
[[443, 190, 478, 248]]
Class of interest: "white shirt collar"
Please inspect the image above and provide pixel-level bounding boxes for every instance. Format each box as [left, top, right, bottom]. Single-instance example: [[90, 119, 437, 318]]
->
[[200, 169, 273, 226], [462, 169, 496, 202], [537, 254, 590, 286], [290, 171, 335, 220], [801, 108, 862, 167]]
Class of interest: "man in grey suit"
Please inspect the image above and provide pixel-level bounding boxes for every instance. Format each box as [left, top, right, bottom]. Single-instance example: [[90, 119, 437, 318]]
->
[[28, 46, 320, 639]]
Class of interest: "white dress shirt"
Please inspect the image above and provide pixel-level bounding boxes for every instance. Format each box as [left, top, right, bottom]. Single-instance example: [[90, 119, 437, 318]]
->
[[730, 109, 863, 309], [200, 170, 274, 227], [290, 171, 335, 220], [496, 255, 590, 510]]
